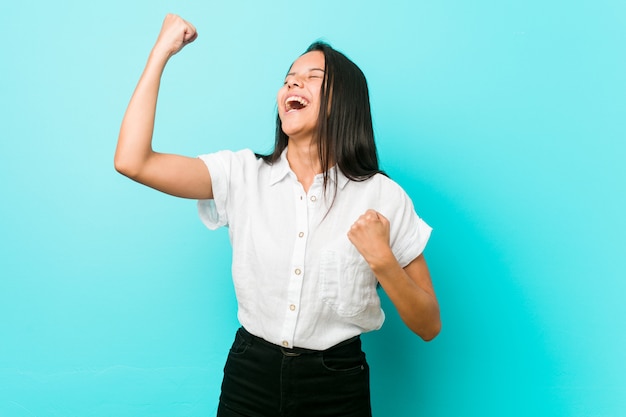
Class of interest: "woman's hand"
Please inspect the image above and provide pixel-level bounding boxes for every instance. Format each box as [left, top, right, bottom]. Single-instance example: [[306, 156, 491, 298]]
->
[[347, 209, 394, 269], [153, 14, 198, 58], [348, 209, 441, 341]]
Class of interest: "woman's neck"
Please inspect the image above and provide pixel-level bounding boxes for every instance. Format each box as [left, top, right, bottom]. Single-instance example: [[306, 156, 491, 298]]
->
[[287, 140, 322, 193]]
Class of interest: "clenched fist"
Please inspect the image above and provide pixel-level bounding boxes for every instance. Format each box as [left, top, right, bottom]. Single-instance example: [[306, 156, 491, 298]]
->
[[153, 14, 198, 58], [347, 209, 394, 269]]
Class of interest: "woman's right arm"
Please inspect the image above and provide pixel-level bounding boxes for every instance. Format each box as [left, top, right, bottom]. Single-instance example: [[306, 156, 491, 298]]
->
[[114, 14, 213, 200]]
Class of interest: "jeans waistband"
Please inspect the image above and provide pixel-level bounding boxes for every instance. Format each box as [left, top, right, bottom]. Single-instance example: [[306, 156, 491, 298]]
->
[[238, 326, 360, 356]]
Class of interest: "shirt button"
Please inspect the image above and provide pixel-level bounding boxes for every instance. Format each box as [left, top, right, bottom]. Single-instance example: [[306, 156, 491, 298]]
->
[[282, 340, 289, 347], [289, 304, 296, 311], [310, 195, 317, 202], [298, 232, 305, 238], [294, 268, 302, 275]]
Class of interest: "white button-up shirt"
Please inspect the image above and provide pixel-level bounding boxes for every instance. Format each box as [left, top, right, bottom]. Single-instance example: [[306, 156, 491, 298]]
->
[[198, 148, 431, 350]]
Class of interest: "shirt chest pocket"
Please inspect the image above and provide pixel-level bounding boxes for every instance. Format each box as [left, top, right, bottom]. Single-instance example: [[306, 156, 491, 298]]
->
[[319, 250, 379, 318]]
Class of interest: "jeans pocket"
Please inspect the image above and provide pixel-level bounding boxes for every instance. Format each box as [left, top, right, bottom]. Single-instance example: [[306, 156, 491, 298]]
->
[[321, 348, 367, 374], [228, 328, 251, 355]]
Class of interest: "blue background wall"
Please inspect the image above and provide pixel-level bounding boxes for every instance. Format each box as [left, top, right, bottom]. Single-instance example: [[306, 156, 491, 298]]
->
[[1, 1, 624, 416]]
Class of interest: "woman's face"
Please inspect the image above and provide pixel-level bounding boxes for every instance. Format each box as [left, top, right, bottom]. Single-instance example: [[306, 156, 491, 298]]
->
[[277, 51, 325, 142]]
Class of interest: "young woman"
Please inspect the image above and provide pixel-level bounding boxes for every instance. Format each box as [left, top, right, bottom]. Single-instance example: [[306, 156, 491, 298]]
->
[[115, 14, 441, 417]]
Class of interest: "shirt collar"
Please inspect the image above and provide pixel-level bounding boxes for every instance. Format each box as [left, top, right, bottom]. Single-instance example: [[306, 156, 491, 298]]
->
[[328, 166, 350, 190], [268, 147, 350, 190], [268, 148, 292, 186]]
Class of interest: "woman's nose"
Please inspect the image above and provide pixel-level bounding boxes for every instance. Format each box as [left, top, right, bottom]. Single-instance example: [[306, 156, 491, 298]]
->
[[287, 77, 302, 88]]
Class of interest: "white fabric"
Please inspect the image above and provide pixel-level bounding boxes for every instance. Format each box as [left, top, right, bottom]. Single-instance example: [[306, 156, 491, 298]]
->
[[198, 148, 432, 350]]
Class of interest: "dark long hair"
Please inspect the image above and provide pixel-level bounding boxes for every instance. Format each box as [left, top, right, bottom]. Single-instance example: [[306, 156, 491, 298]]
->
[[258, 41, 385, 198]]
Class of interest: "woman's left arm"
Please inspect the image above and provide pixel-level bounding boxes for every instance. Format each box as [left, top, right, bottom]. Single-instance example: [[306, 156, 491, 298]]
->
[[348, 209, 441, 341]]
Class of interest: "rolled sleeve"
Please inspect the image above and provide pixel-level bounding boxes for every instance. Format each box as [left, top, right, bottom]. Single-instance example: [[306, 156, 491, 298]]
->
[[389, 189, 432, 268], [396, 216, 432, 267], [197, 152, 229, 230]]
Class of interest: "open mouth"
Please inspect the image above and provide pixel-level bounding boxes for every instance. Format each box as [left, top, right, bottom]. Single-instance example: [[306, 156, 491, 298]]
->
[[285, 96, 309, 112]]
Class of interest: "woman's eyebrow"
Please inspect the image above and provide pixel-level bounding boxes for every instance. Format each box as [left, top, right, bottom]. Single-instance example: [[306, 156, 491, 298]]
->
[[286, 68, 326, 76]]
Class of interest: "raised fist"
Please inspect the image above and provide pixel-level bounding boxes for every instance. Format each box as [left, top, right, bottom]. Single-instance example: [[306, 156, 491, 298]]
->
[[153, 14, 198, 57]]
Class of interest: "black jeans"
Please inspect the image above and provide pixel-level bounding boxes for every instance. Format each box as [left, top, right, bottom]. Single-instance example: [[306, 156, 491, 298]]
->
[[217, 327, 372, 417]]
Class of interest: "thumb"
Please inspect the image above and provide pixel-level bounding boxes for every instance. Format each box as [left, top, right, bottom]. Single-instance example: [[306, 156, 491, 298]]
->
[[182, 22, 198, 44]]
